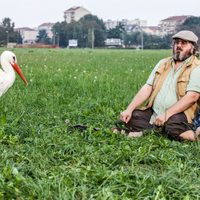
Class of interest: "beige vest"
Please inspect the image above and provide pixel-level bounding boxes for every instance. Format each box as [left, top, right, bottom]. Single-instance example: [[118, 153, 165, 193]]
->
[[146, 55, 200, 123]]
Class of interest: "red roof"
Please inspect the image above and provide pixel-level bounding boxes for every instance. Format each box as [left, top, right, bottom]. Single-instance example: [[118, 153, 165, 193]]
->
[[15, 27, 35, 31], [65, 6, 81, 12], [144, 26, 160, 30], [38, 22, 55, 27], [161, 15, 191, 22]]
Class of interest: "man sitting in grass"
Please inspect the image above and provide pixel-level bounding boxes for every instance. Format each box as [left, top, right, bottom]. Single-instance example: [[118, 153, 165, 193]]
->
[[114, 30, 200, 141]]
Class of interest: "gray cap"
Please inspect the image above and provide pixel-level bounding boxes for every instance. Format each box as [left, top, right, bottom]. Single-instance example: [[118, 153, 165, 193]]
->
[[172, 30, 198, 44]]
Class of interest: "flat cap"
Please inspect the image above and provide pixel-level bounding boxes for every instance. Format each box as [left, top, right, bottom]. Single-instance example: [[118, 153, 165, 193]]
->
[[172, 30, 198, 44]]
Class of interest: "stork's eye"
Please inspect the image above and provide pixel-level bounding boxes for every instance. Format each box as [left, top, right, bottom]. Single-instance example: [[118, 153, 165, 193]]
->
[[13, 56, 16, 61]]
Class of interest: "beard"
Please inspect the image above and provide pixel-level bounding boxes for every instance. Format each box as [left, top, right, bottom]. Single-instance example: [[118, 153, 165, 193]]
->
[[173, 46, 193, 61]]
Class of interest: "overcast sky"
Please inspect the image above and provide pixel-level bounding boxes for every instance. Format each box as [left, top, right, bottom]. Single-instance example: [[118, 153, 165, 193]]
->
[[1, 0, 200, 28]]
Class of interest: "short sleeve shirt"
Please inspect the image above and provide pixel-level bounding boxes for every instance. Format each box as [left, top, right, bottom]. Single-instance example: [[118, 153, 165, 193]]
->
[[146, 56, 200, 117]]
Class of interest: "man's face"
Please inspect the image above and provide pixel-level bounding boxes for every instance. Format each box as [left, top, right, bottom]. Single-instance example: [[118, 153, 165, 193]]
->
[[173, 39, 194, 61]]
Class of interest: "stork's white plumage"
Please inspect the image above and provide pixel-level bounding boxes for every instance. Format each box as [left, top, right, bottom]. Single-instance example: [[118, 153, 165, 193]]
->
[[0, 51, 28, 97]]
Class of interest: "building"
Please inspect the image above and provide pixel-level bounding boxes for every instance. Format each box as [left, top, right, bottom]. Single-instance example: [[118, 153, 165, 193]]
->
[[142, 26, 161, 36], [38, 22, 55, 39], [121, 19, 147, 27], [104, 18, 147, 34], [64, 6, 91, 23], [15, 27, 37, 44], [104, 19, 119, 30], [159, 15, 191, 35]]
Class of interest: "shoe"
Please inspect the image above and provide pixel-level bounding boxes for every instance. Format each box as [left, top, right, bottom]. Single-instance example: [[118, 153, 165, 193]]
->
[[127, 131, 143, 138], [111, 127, 120, 133], [111, 127, 127, 135], [112, 120, 130, 134], [195, 127, 200, 135]]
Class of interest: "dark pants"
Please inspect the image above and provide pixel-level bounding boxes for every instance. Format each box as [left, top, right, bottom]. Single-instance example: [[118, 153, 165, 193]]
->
[[125, 108, 193, 141]]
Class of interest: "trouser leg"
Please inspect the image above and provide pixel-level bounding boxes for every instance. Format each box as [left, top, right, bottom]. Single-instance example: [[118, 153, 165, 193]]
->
[[125, 108, 153, 132], [164, 112, 193, 141]]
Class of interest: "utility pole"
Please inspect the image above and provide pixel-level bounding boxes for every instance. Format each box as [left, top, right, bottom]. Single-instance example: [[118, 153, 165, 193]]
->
[[6, 30, 9, 46], [91, 27, 94, 49], [53, 29, 56, 45], [121, 30, 125, 48], [140, 28, 143, 50], [57, 34, 60, 47], [137, 23, 144, 50]]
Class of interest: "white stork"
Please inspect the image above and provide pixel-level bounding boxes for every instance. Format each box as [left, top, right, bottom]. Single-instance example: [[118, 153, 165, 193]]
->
[[0, 50, 28, 97]]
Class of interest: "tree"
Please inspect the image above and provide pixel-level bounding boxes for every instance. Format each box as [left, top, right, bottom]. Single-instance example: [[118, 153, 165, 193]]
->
[[122, 31, 171, 49], [36, 29, 51, 44], [79, 14, 106, 47], [52, 14, 106, 48], [52, 21, 81, 47], [176, 16, 200, 45], [52, 22, 66, 47], [0, 17, 21, 46], [106, 23, 125, 39]]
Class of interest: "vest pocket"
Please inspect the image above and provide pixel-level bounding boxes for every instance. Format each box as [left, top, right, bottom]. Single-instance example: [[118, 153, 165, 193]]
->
[[177, 76, 189, 97]]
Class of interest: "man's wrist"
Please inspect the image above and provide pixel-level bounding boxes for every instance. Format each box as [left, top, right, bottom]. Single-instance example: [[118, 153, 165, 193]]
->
[[165, 110, 173, 121], [127, 106, 135, 112]]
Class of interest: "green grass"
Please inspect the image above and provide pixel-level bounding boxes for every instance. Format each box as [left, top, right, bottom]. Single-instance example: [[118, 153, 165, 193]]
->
[[0, 48, 199, 199]]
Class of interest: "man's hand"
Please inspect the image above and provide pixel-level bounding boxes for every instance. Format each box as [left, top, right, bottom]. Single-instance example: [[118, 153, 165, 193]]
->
[[154, 113, 169, 126], [154, 91, 200, 126], [118, 84, 152, 124], [120, 109, 133, 123]]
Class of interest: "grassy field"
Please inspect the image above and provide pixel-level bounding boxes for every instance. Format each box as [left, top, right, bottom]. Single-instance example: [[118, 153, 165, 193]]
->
[[0, 48, 199, 199]]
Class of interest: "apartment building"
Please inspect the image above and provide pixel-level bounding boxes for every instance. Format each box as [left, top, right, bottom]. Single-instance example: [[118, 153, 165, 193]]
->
[[104, 18, 147, 31], [142, 26, 161, 36], [104, 19, 119, 30], [15, 27, 37, 44], [64, 6, 91, 23], [159, 15, 191, 35]]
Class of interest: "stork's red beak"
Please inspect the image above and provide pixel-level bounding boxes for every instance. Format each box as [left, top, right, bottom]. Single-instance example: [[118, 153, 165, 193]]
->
[[11, 62, 28, 85]]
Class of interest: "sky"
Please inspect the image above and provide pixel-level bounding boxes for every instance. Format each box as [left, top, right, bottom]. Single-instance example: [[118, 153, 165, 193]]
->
[[1, 0, 200, 28]]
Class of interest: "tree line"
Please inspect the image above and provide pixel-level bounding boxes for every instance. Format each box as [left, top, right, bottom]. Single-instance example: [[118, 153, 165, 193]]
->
[[1, 15, 200, 49], [51, 15, 173, 49], [0, 18, 22, 46]]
